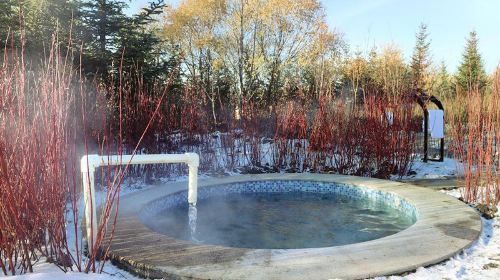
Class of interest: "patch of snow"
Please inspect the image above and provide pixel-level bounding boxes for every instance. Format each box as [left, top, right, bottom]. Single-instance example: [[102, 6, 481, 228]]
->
[[443, 188, 463, 199], [0, 257, 142, 280], [399, 157, 461, 180], [0, 178, 155, 280]]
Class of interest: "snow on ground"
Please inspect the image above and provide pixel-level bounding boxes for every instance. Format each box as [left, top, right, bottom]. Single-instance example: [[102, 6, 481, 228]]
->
[[0, 258, 142, 280], [2, 158, 499, 279], [0, 176, 163, 280], [402, 157, 460, 179]]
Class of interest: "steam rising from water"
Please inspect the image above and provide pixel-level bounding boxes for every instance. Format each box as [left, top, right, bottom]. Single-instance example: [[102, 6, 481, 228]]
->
[[142, 187, 416, 249]]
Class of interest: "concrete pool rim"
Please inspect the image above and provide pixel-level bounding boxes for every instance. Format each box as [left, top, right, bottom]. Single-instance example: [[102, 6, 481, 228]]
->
[[106, 174, 482, 280]]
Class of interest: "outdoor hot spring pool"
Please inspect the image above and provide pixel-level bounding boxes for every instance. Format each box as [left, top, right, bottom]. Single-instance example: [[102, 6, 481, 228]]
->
[[139, 180, 417, 249]]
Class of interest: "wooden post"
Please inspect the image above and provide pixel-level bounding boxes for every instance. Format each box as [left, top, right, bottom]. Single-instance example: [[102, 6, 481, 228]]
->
[[423, 110, 428, 163]]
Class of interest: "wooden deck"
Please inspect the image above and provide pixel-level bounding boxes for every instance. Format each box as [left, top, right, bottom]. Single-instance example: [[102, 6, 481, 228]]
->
[[102, 174, 481, 280]]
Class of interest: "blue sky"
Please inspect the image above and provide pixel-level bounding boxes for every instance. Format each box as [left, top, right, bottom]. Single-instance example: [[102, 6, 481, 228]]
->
[[126, 0, 499, 73]]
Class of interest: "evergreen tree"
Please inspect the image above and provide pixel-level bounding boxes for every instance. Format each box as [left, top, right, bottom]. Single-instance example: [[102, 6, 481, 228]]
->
[[78, 0, 168, 83], [79, 0, 128, 76], [0, 0, 16, 41], [431, 61, 453, 99], [456, 30, 488, 93], [115, 0, 167, 83], [410, 23, 431, 90], [0, 0, 79, 52]]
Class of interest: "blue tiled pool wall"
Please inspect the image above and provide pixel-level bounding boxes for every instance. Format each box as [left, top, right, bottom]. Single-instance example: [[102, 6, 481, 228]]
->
[[141, 180, 418, 222]]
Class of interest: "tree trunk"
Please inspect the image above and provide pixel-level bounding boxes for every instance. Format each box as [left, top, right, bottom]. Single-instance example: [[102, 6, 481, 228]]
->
[[235, 1, 245, 121]]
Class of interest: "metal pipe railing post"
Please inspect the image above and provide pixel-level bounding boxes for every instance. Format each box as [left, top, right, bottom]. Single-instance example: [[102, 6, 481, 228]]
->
[[80, 153, 199, 255]]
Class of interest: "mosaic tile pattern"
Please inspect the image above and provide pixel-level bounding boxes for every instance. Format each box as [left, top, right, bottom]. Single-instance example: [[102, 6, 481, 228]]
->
[[141, 180, 418, 222]]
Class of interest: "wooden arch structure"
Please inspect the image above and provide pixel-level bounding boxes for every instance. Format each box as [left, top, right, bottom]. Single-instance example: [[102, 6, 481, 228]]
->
[[413, 89, 444, 162]]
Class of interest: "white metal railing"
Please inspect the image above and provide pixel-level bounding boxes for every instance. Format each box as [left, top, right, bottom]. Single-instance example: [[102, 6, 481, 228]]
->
[[80, 153, 199, 254]]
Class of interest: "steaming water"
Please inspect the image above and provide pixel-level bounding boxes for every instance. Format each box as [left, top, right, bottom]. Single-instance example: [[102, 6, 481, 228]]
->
[[143, 191, 415, 249]]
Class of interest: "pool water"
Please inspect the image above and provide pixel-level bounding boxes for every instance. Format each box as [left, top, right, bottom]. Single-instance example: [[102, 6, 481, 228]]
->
[[143, 191, 415, 249]]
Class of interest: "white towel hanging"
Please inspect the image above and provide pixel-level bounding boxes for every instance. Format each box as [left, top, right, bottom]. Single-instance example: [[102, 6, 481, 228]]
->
[[428, 109, 444, 138]]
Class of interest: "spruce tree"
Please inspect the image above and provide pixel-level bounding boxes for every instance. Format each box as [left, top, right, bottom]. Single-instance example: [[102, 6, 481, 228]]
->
[[78, 0, 167, 82], [431, 61, 453, 99], [0, 0, 79, 51], [0, 0, 16, 41], [79, 0, 128, 76], [410, 23, 431, 90], [115, 0, 167, 83], [456, 30, 487, 93]]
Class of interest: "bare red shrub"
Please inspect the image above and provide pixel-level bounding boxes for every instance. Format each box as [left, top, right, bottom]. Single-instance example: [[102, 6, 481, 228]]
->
[[449, 72, 499, 209], [0, 35, 79, 275]]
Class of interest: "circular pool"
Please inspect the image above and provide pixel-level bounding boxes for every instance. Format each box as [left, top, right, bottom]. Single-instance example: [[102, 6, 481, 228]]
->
[[105, 174, 481, 280], [140, 181, 417, 249]]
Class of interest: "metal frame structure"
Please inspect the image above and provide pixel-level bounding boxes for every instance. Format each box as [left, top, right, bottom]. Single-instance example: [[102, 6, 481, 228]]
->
[[414, 89, 445, 162]]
